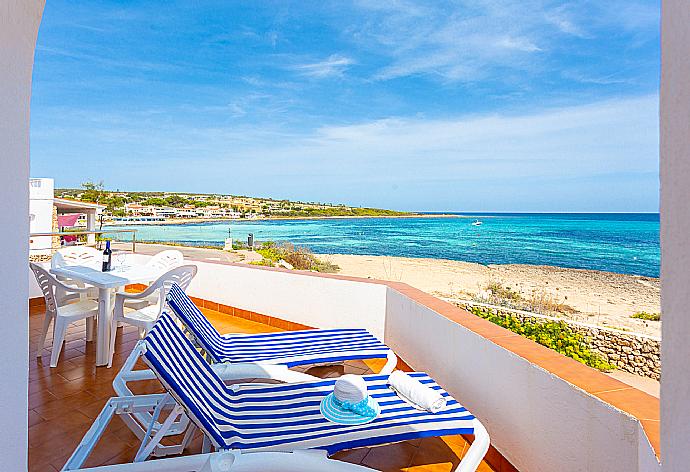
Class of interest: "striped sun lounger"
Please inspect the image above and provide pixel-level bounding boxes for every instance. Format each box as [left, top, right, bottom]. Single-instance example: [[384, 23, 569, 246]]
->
[[140, 313, 487, 464], [165, 283, 396, 370]]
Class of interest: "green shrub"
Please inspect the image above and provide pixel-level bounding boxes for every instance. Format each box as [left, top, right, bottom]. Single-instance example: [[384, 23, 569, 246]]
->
[[254, 241, 339, 273], [249, 259, 274, 267], [485, 282, 521, 301], [255, 243, 284, 263], [268, 207, 410, 218], [469, 306, 613, 371], [631, 312, 661, 321], [231, 241, 248, 250]]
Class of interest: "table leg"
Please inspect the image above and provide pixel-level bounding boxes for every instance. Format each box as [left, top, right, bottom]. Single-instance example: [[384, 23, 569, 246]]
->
[[96, 287, 113, 366]]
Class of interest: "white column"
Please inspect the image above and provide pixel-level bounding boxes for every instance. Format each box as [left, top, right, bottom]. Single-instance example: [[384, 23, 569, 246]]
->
[[0, 1, 45, 471], [661, 1, 690, 470], [87, 211, 97, 245]]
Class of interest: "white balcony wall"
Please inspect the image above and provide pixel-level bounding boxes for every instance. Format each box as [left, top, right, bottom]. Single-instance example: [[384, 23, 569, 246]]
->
[[186, 261, 388, 339], [2, 2, 45, 471], [384, 287, 659, 472], [660, 0, 690, 470]]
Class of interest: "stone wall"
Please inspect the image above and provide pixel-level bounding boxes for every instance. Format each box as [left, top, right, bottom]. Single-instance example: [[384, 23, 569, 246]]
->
[[459, 301, 661, 380], [51, 205, 60, 250]]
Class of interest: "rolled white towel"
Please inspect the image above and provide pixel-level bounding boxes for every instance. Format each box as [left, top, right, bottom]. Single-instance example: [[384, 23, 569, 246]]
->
[[388, 370, 447, 413]]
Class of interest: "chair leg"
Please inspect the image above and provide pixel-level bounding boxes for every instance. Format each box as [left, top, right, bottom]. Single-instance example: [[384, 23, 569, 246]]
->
[[50, 317, 69, 368], [37, 312, 52, 359], [108, 317, 119, 368], [86, 317, 94, 342]]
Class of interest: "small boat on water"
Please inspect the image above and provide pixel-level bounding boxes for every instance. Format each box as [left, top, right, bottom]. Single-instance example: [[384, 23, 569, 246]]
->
[[471, 220, 482, 226]]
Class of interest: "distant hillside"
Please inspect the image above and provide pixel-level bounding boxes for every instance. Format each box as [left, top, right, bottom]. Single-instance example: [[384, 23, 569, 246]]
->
[[55, 186, 412, 218]]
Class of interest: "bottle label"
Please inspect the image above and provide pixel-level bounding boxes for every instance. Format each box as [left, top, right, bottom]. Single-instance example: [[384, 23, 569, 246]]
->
[[103, 255, 109, 263]]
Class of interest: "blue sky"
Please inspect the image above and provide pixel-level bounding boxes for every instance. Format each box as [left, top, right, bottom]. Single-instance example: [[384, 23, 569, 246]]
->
[[30, 0, 660, 212]]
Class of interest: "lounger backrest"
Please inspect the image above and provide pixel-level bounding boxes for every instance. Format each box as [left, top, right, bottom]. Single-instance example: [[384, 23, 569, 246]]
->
[[165, 283, 224, 362], [142, 313, 228, 447]]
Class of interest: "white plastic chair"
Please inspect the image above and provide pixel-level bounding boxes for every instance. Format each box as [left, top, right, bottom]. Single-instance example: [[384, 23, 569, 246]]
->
[[124, 249, 185, 309], [30, 263, 99, 368], [108, 264, 197, 367], [53, 246, 102, 268], [124, 250, 185, 309], [146, 250, 184, 272], [51, 247, 101, 302]]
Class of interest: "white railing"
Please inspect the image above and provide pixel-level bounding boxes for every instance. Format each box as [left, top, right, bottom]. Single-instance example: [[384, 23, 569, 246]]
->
[[29, 229, 138, 254]]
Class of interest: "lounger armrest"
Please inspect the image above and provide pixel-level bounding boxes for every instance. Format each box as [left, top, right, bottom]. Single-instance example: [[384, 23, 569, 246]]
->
[[457, 420, 490, 472], [380, 350, 398, 374]]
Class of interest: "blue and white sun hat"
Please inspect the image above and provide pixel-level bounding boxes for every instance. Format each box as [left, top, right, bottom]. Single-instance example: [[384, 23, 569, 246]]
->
[[320, 374, 380, 425]]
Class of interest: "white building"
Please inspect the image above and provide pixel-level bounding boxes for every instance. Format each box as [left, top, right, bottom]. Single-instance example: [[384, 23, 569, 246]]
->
[[153, 207, 177, 218], [124, 203, 155, 216], [175, 206, 198, 218], [28, 178, 53, 255], [29, 178, 105, 254]]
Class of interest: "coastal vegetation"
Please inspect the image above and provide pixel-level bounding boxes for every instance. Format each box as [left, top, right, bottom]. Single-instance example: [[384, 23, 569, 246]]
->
[[252, 241, 340, 273], [469, 306, 613, 371], [485, 282, 521, 302], [267, 207, 408, 218], [631, 311, 661, 321], [480, 281, 575, 316]]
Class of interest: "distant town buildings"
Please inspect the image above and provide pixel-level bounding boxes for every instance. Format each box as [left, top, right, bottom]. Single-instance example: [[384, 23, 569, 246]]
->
[[121, 202, 244, 220]]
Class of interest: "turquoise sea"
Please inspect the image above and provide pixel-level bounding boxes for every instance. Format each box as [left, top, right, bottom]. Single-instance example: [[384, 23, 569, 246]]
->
[[108, 213, 660, 277]]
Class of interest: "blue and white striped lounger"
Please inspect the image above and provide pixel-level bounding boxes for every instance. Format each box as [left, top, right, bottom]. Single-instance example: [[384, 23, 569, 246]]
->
[[139, 313, 488, 470], [165, 283, 396, 371]]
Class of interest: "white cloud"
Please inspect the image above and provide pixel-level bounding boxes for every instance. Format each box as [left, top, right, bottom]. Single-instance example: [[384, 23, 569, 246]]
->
[[350, 1, 550, 81], [293, 54, 355, 78], [36, 45, 182, 73], [298, 95, 658, 179], [32, 94, 658, 210], [345, 0, 657, 82], [561, 71, 631, 85]]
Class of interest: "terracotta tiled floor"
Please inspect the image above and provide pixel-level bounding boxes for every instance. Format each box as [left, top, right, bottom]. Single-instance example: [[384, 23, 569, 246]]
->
[[28, 304, 494, 471]]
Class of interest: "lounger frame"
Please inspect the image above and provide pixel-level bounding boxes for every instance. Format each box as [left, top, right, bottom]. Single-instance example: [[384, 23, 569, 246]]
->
[[112, 307, 397, 452], [110, 342, 321, 458], [65, 449, 376, 471], [63, 341, 489, 472]]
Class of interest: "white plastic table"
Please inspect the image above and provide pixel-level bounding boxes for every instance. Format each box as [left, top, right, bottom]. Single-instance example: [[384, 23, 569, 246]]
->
[[50, 264, 164, 366]]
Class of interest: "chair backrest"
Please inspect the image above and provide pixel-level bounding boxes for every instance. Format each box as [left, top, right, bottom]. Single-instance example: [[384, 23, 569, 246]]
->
[[142, 313, 228, 447], [52, 246, 101, 270], [30, 263, 60, 315], [144, 265, 198, 318], [165, 283, 224, 362], [163, 264, 197, 292], [146, 250, 184, 272]]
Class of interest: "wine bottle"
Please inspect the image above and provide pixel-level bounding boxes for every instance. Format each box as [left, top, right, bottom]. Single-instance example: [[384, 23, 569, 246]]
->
[[102, 240, 112, 272]]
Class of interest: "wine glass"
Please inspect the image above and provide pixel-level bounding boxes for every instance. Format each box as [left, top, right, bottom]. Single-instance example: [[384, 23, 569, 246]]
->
[[116, 251, 127, 271]]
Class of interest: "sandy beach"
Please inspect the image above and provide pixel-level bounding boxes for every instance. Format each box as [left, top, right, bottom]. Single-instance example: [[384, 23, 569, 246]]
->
[[323, 254, 661, 337]]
